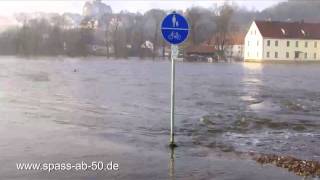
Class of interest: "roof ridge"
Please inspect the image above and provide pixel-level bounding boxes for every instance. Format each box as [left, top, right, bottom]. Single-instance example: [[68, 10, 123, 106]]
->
[[253, 20, 320, 39], [255, 20, 320, 25]]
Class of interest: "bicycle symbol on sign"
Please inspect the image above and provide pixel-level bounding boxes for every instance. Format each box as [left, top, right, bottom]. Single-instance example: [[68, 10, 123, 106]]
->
[[161, 12, 189, 45], [168, 31, 181, 41]]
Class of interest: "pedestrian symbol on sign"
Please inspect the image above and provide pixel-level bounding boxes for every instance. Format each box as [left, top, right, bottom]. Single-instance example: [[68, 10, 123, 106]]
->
[[172, 15, 179, 27], [161, 12, 189, 45]]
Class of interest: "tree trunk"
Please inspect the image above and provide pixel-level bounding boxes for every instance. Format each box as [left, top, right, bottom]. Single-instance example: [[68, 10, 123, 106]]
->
[[152, 23, 159, 60], [106, 41, 110, 59], [162, 41, 165, 59]]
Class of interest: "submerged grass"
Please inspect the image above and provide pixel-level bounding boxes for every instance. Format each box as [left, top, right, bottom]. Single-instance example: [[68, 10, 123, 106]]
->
[[253, 153, 320, 177]]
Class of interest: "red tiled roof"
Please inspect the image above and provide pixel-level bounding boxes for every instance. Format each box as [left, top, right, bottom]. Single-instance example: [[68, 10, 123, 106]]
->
[[255, 20, 320, 39], [228, 33, 244, 45], [203, 32, 244, 46]]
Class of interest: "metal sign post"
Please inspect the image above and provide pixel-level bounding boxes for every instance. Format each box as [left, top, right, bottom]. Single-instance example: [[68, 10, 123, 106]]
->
[[170, 47, 175, 146], [161, 12, 189, 148], [170, 45, 178, 147]]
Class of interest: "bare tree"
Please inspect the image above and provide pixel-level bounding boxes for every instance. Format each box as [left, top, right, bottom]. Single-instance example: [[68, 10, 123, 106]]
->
[[186, 7, 215, 45], [144, 9, 166, 59], [130, 13, 145, 58], [103, 15, 113, 58], [108, 14, 128, 58], [186, 7, 202, 45], [213, 4, 234, 61], [109, 15, 121, 58]]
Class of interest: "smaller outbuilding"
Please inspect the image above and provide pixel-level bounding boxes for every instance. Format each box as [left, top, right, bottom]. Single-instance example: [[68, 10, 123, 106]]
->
[[185, 45, 217, 62]]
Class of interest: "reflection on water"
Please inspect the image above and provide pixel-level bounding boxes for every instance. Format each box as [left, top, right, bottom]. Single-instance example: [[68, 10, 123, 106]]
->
[[0, 57, 319, 179], [240, 62, 263, 108], [242, 62, 263, 71], [169, 147, 175, 180]]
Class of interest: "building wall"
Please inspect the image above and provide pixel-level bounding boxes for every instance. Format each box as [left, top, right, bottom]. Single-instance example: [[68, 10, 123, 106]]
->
[[263, 38, 320, 61], [244, 22, 264, 61], [225, 45, 244, 60]]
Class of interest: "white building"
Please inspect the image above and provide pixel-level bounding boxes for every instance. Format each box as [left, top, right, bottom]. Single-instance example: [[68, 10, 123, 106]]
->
[[204, 33, 244, 61], [225, 33, 244, 61], [244, 20, 320, 62]]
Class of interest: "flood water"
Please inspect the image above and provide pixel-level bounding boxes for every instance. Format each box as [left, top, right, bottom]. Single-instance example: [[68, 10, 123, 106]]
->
[[0, 56, 319, 180]]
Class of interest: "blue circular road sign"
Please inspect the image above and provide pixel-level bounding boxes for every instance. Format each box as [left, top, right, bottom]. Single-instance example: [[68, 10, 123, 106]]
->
[[161, 12, 189, 45]]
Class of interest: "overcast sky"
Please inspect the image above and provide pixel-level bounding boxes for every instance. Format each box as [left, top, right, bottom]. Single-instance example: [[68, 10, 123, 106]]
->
[[0, 0, 284, 16]]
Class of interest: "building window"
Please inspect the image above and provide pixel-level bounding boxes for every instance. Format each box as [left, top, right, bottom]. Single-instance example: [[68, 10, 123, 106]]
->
[[275, 52, 278, 58], [314, 53, 317, 59], [286, 52, 289, 58], [267, 52, 270, 58], [254, 30, 256, 35], [287, 41, 290, 47], [267, 40, 270, 46], [315, 42, 318, 48], [248, 41, 250, 46], [247, 52, 250, 56], [275, 41, 278, 46], [296, 41, 299, 47], [304, 53, 307, 59], [257, 40, 259, 46], [305, 42, 308, 48]]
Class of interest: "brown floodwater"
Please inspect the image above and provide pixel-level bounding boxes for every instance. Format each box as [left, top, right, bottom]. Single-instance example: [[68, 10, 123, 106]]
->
[[0, 56, 319, 179]]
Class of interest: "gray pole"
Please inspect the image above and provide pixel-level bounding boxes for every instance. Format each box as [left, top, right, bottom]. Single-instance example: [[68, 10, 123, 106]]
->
[[170, 45, 176, 147]]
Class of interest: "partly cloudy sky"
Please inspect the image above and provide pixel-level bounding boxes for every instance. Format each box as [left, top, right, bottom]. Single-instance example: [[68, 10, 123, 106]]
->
[[0, 0, 284, 16]]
